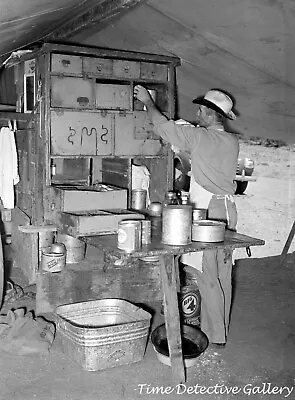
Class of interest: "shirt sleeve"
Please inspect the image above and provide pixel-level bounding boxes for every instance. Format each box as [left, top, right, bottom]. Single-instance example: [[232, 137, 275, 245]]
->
[[151, 118, 201, 153]]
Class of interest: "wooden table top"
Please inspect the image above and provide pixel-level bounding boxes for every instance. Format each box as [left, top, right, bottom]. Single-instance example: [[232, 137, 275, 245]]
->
[[84, 229, 265, 261]]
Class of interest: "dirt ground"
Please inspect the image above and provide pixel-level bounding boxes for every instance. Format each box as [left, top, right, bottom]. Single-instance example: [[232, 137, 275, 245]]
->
[[235, 141, 295, 259], [0, 141, 294, 400]]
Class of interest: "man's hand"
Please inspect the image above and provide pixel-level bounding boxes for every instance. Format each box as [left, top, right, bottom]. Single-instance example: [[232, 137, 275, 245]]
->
[[133, 85, 154, 106]]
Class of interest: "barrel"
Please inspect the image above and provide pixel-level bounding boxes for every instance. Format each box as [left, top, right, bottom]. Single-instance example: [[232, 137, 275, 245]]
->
[[56, 233, 86, 263], [162, 205, 192, 245]]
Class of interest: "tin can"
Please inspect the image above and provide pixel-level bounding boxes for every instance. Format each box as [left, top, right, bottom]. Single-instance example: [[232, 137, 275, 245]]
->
[[117, 220, 142, 252], [131, 190, 147, 211], [179, 285, 201, 327], [41, 251, 66, 273], [141, 220, 152, 245], [56, 233, 86, 263], [192, 208, 207, 222], [162, 205, 192, 245]]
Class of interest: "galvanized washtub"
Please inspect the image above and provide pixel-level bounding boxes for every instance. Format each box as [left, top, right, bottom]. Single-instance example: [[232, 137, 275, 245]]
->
[[55, 299, 151, 371]]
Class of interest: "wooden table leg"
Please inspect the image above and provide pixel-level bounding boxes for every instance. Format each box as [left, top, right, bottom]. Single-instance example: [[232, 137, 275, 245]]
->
[[159, 254, 185, 383]]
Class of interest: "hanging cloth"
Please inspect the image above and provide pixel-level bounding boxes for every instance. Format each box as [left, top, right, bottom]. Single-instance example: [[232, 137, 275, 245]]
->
[[0, 126, 19, 208]]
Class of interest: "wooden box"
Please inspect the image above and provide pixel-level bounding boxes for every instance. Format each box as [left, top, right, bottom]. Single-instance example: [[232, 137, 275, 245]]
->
[[53, 184, 127, 212], [57, 209, 145, 237]]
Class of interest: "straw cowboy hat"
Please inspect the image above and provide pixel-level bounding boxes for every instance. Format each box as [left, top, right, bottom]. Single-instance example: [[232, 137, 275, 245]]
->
[[192, 89, 236, 120]]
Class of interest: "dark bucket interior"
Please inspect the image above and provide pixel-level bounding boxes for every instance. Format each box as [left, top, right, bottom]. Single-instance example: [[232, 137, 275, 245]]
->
[[151, 323, 209, 359]]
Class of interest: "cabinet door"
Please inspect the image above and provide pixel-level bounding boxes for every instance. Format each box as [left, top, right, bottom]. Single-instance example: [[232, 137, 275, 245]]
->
[[50, 111, 114, 156], [113, 60, 140, 79], [83, 57, 113, 76], [140, 62, 168, 81], [51, 54, 82, 74], [114, 113, 161, 156], [51, 76, 94, 108], [96, 83, 131, 110]]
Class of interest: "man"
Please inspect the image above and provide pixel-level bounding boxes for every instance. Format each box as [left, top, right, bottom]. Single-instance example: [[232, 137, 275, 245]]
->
[[133, 85, 239, 347]]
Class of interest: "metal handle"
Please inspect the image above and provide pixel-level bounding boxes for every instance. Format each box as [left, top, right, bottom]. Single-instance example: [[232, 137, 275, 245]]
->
[[246, 246, 252, 257]]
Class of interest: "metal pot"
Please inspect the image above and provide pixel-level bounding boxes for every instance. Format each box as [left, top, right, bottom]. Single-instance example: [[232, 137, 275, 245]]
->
[[192, 220, 225, 242]]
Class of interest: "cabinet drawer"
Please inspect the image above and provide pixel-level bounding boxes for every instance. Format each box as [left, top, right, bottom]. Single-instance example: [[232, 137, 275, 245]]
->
[[51, 54, 82, 74], [114, 113, 161, 156], [113, 60, 140, 79], [83, 57, 113, 76], [50, 110, 114, 156], [51, 76, 93, 108], [140, 62, 168, 81], [96, 83, 131, 110]]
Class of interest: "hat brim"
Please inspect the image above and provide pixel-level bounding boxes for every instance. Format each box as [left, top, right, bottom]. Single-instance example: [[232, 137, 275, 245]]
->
[[192, 97, 236, 120]]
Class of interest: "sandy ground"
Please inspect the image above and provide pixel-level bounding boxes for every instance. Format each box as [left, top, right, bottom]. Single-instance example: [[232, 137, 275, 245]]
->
[[234, 141, 295, 260]]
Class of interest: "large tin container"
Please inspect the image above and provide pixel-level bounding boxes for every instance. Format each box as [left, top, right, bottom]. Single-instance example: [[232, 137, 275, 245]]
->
[[117, 220, 142, 252], [162, 205, 192, 245], [55, 299, 151, 371]]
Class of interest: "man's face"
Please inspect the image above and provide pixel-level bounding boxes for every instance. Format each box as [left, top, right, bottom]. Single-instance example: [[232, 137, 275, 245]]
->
[[195, 105, 210, 127]]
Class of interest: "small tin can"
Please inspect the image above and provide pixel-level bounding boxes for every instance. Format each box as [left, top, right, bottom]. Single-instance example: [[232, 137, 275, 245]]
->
[[41, 251, 66, 273], [117, 220, 142, 252], [131, 189, 147, 211], [141, 220, 152, 245]]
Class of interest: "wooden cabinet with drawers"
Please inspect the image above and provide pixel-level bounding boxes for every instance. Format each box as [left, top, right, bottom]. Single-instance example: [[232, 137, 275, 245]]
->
[[12, 44, 180, 213], [9, 43, 180, 282]]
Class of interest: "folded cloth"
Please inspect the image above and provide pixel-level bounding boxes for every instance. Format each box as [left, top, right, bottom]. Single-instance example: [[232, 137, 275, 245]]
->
[[0, 126, 19, 208], [0, 308, 55, 356]]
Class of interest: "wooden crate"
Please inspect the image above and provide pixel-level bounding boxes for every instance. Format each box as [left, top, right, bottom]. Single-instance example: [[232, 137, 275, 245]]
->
[[57, 209, 145, 237], [53, 184, 127, 212]]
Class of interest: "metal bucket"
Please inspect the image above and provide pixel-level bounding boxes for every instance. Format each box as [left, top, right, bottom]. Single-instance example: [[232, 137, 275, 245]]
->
[[56, 233, 86, 263], [162, 205, 192, 245], [117, 220, 142, 252], [41, 251, 66, 273], [131, 190, 147, 211], [38, 231, 54, 262]]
